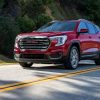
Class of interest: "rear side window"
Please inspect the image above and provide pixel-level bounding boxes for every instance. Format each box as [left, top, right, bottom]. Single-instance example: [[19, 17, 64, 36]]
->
[[86, 23, 96, 34], [78, 22, 88, 33], [94, 25, 100, 33]]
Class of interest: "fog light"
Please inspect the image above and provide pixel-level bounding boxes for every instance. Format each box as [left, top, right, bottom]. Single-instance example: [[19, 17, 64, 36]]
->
[[49, 52, 62, 59]]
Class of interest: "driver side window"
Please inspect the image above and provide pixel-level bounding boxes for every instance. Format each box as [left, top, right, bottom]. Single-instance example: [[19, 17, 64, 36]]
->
[[78, 22, 88, 34]]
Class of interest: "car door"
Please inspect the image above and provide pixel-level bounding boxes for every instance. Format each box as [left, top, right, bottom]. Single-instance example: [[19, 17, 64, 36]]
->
[[86, 22, 99, 54], [77, 21, 92, 55]]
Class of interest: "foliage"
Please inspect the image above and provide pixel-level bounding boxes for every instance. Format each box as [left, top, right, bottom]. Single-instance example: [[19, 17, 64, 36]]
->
[[42, 0, 54, 5], [77, 0, 100, 25], [16, 15, 35, 32], [0, 0, 53, 57], [0, 0, 4, 9], [34, 14, 52, 29], [60, 0, 100, 25], [24, 0, 45, 19], [0, 16, 20, 57]]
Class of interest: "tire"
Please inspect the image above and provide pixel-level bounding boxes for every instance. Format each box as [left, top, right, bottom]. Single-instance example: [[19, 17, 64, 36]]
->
[[19, 62, 33, 68], [64, 46, 79, 69], [95, 54, 100, 65]]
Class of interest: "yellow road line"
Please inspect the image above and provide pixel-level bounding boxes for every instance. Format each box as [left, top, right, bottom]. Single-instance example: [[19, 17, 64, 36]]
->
[[0, 63, 16, 65], [0, 67, 100, 93], [0, 63, 17, 67]]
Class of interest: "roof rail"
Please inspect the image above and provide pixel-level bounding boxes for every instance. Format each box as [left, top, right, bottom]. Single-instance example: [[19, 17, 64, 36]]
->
[[78, 19, 88, 21]]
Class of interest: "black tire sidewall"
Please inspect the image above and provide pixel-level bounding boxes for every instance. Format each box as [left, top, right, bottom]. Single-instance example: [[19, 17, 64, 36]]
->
[[95, 54, 100, 65], [64, 46, 79, 69], [19, 62, 33, 68]]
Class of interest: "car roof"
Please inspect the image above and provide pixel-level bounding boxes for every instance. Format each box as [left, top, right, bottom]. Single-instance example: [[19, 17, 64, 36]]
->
[[51, 19, 93, 23], [50, 19, 100, 28]]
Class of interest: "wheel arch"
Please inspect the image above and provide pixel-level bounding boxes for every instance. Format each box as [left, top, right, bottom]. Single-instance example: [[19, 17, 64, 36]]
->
[[69, 41, 81, 59]]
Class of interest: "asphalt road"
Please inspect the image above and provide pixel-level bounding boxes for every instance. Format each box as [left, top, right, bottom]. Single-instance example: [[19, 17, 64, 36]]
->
[[0, 60, 100, 100]]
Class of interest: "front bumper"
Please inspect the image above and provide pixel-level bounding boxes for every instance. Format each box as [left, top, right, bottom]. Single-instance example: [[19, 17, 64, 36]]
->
[[14, 36, 69, 63], [14, 45, 69, 63], [15, 54, 63, 63], [14, 50, 64, 63]]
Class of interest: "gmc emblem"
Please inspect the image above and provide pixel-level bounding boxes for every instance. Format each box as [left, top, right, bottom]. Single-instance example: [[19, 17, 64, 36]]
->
[[26, 40, 38, 44]]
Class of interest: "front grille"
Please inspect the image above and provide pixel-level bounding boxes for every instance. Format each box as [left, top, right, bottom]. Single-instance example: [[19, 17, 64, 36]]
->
[[19, 36, 50, 50], [20, 54, 48, 59]]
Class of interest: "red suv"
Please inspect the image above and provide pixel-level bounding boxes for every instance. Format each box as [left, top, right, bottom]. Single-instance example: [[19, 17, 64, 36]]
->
[[14, 19, 100, 69]]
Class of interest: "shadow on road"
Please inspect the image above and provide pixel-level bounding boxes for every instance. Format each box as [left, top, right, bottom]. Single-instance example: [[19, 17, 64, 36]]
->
[[0, 67, 100, 100], [21, 62, 97, 79], [24, 63, 96, 71]]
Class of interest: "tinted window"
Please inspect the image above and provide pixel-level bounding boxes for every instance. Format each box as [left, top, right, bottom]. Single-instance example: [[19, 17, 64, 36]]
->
[[78, 22, 88, 33], [94, 25, 100, 33], [37, 21, 77, 32], [86, 23, 96, 34]]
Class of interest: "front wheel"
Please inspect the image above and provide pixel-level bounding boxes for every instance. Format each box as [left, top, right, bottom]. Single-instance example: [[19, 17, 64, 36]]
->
[[19, 62, 33, 68], [64, 46, 79, 69]]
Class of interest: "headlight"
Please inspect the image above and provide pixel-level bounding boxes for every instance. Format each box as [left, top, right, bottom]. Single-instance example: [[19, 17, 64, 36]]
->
[[15, 36, 22, 42], [49, 35, 67, 46], [14, 36, 22, 48]]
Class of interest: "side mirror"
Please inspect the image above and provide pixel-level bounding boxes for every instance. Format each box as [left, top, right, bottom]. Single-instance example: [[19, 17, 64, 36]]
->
[[79, 29, 88, 33]]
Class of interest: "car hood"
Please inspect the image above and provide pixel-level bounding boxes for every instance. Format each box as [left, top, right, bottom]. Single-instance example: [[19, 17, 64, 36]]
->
[[18, 31, 74, 38]]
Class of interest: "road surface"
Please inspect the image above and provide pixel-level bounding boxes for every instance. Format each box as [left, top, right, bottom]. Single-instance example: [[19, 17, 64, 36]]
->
[[0, 60, 100, 100]]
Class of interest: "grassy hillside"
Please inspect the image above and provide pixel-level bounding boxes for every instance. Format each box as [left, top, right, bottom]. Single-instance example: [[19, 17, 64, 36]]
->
[[0, 0, 100, 59]]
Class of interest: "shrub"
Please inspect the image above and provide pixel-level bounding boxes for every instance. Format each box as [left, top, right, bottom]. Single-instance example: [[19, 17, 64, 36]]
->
[[42, 0, 54, 5], [77, 0, 100, 25], [34, 14, 52, 29], [0, 16, 20, 57], [0, 0, 4, 9], [16, 15, 35, 32], [24, 0, 45, 19]]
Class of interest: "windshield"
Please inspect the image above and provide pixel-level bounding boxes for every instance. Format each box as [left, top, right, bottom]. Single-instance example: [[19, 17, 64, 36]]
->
[[37, 21, 77, 32]]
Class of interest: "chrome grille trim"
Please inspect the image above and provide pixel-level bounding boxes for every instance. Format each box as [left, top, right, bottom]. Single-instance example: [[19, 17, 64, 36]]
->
[[19, 36, 50, 50]]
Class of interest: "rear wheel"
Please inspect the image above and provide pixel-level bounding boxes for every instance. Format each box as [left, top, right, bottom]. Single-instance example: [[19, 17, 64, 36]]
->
[[19, 62, 33, 68], [64, 46, 79, 69], [94, 54, 100, 65]]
